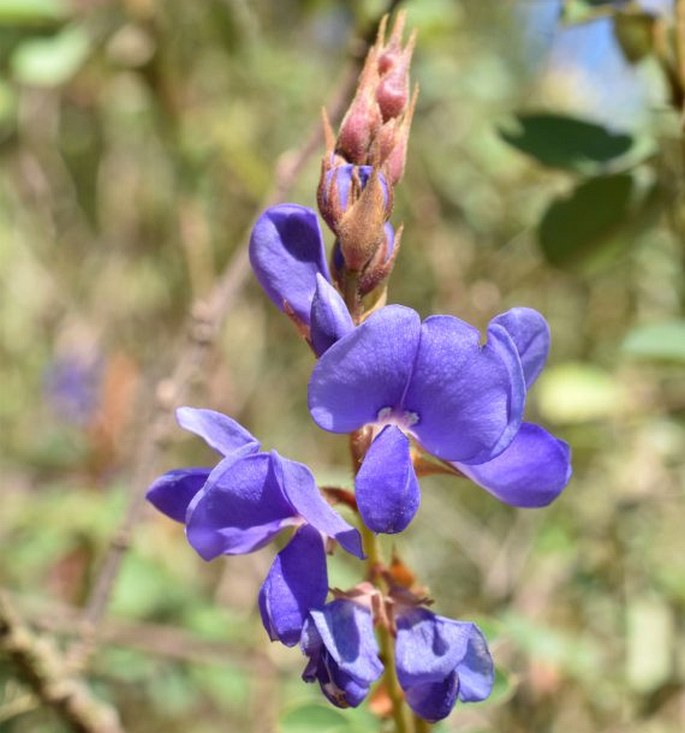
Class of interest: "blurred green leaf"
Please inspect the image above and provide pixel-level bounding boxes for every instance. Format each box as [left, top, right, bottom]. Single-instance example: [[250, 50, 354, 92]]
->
[[111, 552, 191, 619], [538, 173, 634, 267], [191, 664, 249, 712], [11, 23, 89, 86], [279, 703, 350, 733], [626, 596, 675, 693], [536, 362, 623, 424], [499, 114, 634, 172], [0, 78, 17, 141], [502, 612, 600, 676], [621, 321, 685, 362], [0, 0, 68, 25]]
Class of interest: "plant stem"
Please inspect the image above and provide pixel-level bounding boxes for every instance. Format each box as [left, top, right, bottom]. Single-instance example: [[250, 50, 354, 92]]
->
[[413, 713, 432, 733], [360, 524, 412, 733]]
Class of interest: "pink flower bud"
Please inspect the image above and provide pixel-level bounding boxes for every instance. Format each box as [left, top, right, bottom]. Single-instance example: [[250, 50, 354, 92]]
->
[[336, 49, 382, 164]]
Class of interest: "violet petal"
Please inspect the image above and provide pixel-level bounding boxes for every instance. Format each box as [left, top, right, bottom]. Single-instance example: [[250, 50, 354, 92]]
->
[[455, 422, 572, 507], [258, 524, 328, 647], [275, 453, 364, 559], [176, 406, 260, 456], [185, 452, 296, 560], [249, 204, 331, 325], [489, 307, 550, 388], [310, 273, 354, 356], [146, 467, 210, 523], [355, 426, 420, 534], [308, 305, 421, 433], [404, 315, 525, 463]]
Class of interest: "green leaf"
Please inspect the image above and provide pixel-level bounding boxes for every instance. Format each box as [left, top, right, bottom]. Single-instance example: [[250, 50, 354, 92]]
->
[[536, 362, 623, 424], [626, 597, 675, 693], [11, 24, 90, 86], [538, 173, 634, 267], [279, 704, 351, 733], [621, 321, 685, 363], [499, 113, 634, 173], [0, 0, 68, 25]]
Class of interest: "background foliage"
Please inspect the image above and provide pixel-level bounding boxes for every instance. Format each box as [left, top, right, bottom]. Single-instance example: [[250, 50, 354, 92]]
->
[[1, 1, 683, 732]]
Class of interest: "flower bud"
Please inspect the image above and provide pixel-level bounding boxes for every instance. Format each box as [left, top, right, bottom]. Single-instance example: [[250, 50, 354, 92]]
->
[[336, 168, 389, 272], [336, 48, 383, 165], [318, 160, 391, 234], [334, 11, 417, 173]]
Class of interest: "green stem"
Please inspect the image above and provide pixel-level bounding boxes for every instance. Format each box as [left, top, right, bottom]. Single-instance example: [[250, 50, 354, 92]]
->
[[360, 524, 412, 733], [413, 714, 432, 733]]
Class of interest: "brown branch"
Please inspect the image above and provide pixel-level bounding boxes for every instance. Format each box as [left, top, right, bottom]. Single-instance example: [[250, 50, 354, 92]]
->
[[10, 592, 268, 668], [0, 590, 126, 733], [72, 4, 406, 668]]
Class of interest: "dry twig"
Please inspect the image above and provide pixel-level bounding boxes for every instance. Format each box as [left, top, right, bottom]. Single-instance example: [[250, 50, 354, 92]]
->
[[0, 591, 126, 733]]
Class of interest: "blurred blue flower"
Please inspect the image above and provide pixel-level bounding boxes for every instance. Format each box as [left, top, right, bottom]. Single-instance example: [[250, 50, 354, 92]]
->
[[43, 354, 102, 425]]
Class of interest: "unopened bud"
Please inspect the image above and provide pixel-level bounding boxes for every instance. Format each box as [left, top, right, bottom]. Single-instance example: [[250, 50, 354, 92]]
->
[[335, 12, 417, 168], [382, 86, 417, 186], [376, 18, 416, 121], [318, 160, 391, 234], [336, 47, 383, 164], [336, 169, 389, 272]]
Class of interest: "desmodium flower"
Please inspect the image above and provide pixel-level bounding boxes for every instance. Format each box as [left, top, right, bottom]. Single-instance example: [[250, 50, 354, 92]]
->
[[308, 304, 526, 532], [308, 305, 571, 532], [301, 598, 383, 708], [395, 607, 494, 722], [146, 407, 363, 646], [249, 204, 354, 355]]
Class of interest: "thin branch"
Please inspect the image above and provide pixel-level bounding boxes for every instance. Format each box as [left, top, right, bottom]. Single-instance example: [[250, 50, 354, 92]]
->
[[11, 592, 268, 668], [0, 590, 126, 733], [72, 5, 404, 667]]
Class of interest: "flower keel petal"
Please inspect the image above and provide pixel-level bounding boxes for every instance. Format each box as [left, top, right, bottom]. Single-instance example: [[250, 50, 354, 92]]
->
[[258, 524, 328, 647], [356, 426, 420, 534]]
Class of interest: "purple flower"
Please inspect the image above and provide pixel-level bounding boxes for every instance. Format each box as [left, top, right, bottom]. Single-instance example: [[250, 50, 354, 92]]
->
[[44, 354, 102, 425], [249, 204, 354, 355], [146, 407, 364, 646], [308, 304, 527, 532], [301, 599, 383, 708], [395, 607, 494, 722], [308, 305, 571, 532]]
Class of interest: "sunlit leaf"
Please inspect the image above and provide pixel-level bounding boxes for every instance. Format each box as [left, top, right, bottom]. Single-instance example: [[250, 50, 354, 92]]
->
[[0, 0, 68, 25], [536, 362, 623, 424], [11, 24, 90, 86], [500, 114, 634, 173], [626, 597, 675, 693], [621, 321, 685, 362], [279, 703, 350, 733], [538, 173, 634, 267]]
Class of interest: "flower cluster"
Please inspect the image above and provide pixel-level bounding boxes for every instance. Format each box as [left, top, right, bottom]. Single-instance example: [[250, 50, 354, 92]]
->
[[146, 13, 572, 727]]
